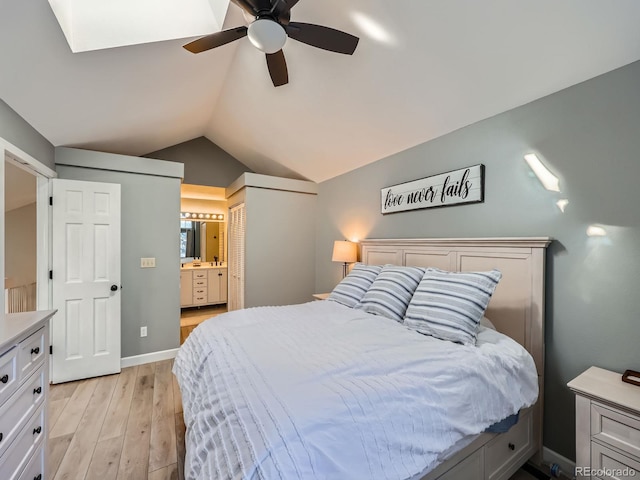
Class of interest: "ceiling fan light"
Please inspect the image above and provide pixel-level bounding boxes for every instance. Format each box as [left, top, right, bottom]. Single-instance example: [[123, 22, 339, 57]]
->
[[247, 18, 287, 54]]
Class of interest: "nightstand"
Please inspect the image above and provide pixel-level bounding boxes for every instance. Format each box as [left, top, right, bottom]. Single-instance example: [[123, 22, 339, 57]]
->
[[312, 293, 330, 301], [568, 367, 640, 480]]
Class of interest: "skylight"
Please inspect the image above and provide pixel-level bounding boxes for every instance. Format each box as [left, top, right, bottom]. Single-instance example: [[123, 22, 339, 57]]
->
[[48, 0, 230, 53]]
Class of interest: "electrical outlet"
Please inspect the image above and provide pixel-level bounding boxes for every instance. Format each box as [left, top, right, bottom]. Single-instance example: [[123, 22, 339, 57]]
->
[[140, 257, 156, 268], [140, 326, 147, 337]]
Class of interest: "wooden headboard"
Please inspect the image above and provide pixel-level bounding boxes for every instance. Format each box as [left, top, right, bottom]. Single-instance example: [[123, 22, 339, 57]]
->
[[360, 237, 551, 463]]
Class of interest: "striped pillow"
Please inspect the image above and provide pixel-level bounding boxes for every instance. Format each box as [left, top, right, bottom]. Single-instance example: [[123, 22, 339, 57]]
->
[[327, 263, 382, 308], [404, 268, 502, 345], [355, 265, 426, 322]]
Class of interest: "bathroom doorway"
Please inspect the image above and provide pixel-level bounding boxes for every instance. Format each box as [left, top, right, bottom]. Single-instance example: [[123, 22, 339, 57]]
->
[[179, 184, 228, 343]]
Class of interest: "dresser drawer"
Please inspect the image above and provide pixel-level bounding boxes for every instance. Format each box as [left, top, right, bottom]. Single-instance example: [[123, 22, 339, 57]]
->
[[437, 447, 483, 480], [0, 366, 46, 459], [592, 402, 640, 459], [193, 278, 208, 287], [193, 291, 208, 305], [18, 443, 44, 480], [0, 405, 45, 480], [0, 347, 19, 407], [591, 442, 640, 480], [18, 328, 45, 381], [193, 271, 207, 280], [485, 411, 532, 480]]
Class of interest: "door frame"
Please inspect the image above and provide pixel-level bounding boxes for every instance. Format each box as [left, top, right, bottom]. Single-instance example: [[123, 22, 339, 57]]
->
[[1, 137, 56, 315]]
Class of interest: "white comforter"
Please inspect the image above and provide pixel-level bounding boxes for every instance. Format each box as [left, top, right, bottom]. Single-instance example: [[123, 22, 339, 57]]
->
[[173, 300, 538, 480]]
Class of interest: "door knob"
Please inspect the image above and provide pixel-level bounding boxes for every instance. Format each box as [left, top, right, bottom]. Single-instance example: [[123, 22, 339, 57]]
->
[[110, 284, 118, 292]]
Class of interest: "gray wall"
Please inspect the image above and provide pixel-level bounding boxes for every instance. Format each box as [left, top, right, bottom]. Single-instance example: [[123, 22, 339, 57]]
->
[[56, 150, 182, 358], [315, 60, 640, 461], [240, 188, 317, 307], [0, 99, 54, 169], [145, 136, 252, 187]]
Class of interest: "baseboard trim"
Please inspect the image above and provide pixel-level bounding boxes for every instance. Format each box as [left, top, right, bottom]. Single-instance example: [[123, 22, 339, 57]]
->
[[543, 447, 575, 479], [121, 348, 179, 368]]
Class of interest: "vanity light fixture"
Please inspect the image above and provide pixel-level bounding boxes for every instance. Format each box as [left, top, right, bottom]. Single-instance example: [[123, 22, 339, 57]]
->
[[180, 212, 224, 222]]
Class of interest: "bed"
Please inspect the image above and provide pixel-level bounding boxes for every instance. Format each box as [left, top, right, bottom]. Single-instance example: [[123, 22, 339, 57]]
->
[[174, 237, 550, 480]]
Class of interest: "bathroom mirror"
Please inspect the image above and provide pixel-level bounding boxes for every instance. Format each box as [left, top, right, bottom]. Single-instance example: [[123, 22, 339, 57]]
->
[[180, 220, 224, 263]]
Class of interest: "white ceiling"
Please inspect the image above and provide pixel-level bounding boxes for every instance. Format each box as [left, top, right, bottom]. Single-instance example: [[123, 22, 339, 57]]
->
[[1, 1, 640, 183]]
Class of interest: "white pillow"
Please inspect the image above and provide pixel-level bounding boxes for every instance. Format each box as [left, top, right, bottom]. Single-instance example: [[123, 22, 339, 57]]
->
[[355, 265, 426, 322], [480, 316, 496, 330], [327, 263, 382, 308], [404, 268, 502, 345]]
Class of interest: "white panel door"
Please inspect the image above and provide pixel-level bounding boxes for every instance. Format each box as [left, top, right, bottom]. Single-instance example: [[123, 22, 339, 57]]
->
[[51, 179, 121, 383]]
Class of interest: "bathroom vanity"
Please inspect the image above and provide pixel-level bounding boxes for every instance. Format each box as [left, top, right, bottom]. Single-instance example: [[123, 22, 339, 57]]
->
[[180, 263, 228, 308]]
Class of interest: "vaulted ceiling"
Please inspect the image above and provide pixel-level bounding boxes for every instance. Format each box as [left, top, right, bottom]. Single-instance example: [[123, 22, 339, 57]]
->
[[1, 1, 639, 183]]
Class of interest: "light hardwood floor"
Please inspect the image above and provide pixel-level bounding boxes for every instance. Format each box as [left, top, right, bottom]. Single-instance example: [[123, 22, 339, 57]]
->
[[179, 305, 227, 344], [48, 359, 543, 480], [48, 360, 184, 480]]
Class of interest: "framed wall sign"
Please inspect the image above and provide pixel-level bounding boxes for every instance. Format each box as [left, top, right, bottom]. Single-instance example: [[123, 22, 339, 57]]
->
[[381, 164, 484, 214]]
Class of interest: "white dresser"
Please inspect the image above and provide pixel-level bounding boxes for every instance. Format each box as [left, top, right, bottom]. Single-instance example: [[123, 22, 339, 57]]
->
[[0, 310, 55, 480], [568, 366, 640, 480]]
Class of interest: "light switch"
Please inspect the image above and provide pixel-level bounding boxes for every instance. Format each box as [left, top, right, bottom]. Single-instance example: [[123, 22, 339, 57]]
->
[[141, 257, 156, 268]]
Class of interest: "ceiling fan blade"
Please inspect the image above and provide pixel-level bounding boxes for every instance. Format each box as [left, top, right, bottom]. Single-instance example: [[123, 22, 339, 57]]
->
[[183, 27, 248, 53], [285, 22, 359, 55], [266, 50, 288, 87], [230, 0, 258, 16]]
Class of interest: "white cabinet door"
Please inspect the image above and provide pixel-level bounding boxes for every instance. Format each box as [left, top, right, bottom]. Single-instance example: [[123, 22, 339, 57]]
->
[[180, 271, 193, 307], [207, 268, 228, 303], [51, 179, 121, 383], [207, 269, 220, 303], [219, 268, 228, 302]]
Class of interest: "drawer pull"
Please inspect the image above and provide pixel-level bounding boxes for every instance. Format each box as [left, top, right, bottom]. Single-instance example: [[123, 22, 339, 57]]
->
[[31, 347, 40, 355], [33, 426, 42, 435], [508, 442, 515, 451], [34, 475, 42, 480], [0, 432, 3, 442], [34, 386, 42, 395], [0, 374, 8, 384]]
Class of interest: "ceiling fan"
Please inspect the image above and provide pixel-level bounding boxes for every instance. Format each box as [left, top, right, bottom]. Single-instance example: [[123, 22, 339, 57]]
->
[[183, 0, 359, 87]]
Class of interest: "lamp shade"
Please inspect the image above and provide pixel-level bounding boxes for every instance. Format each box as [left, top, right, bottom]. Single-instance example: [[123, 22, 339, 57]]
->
[[332, 241, 357, 263]]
